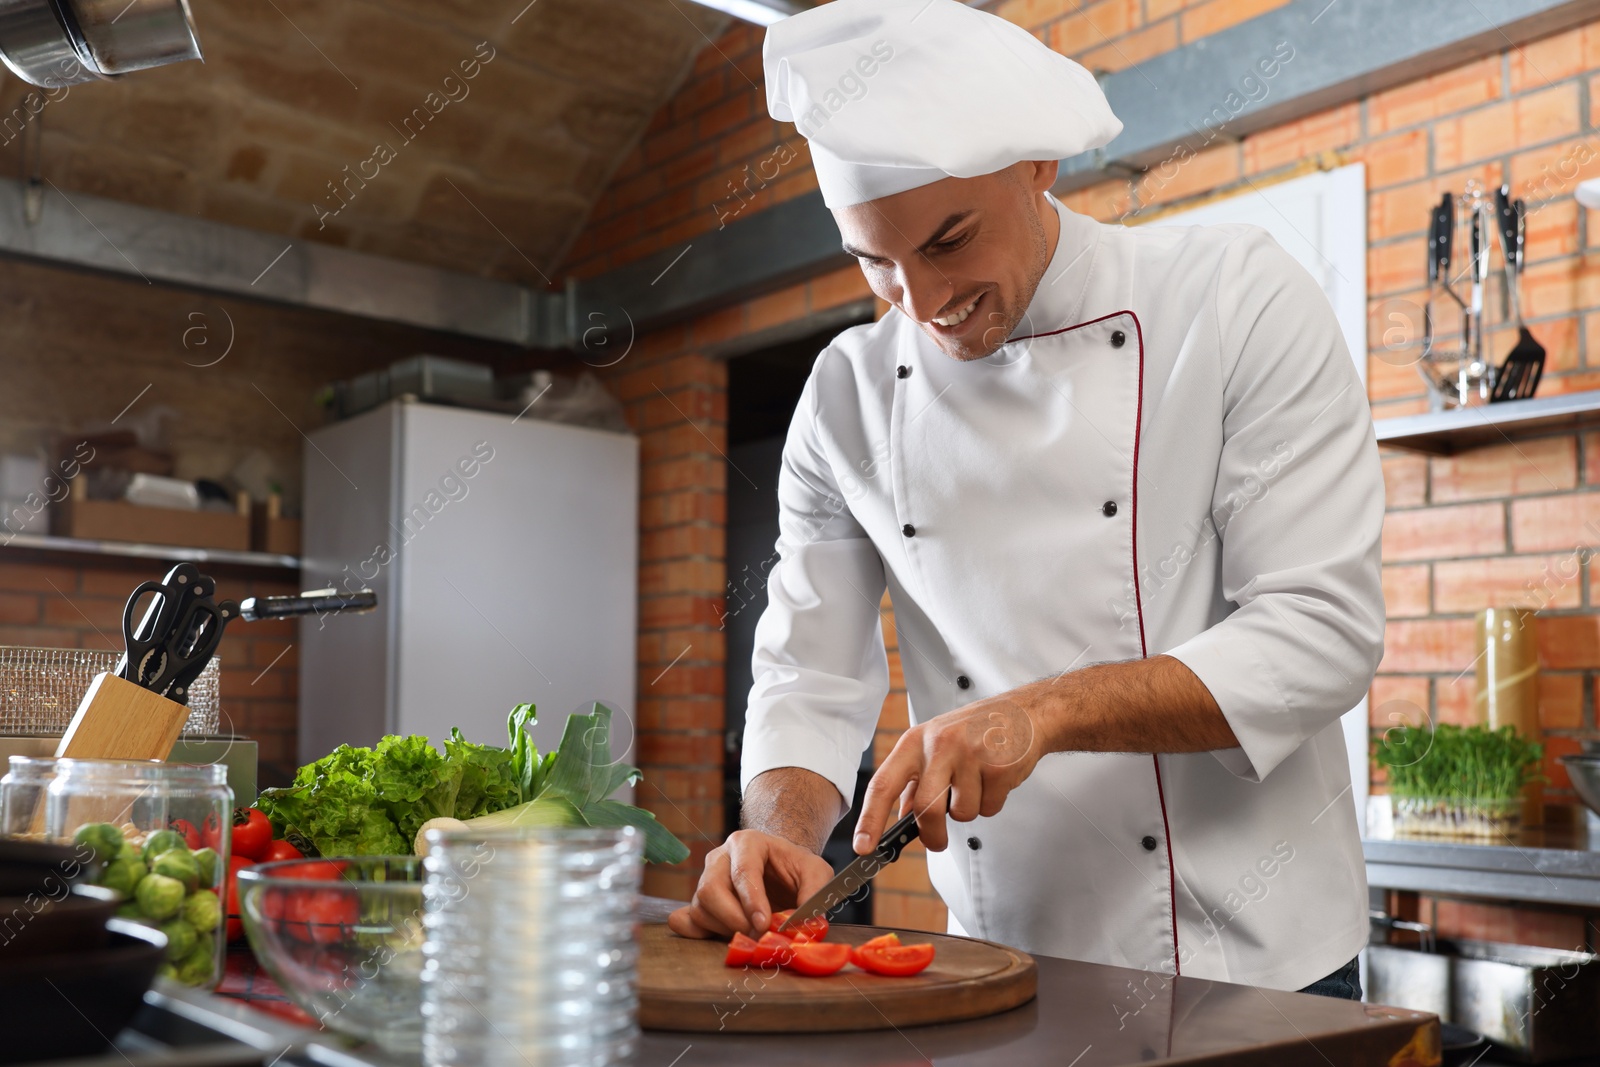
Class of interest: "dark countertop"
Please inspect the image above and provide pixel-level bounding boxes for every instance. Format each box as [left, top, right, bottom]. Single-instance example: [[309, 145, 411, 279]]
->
[[635, 898, 1435, 1067], [1363, 816, 1600, 906]]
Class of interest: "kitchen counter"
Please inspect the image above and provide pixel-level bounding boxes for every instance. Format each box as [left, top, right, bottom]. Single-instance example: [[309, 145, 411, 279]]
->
[[634, 899, 1435, 1067], [1364, 819, 1600, 906], [198, 897, 1435, 1067]]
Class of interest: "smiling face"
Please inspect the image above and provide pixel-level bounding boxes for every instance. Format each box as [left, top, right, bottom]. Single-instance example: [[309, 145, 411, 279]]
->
[[834, 160, 1061, 361]]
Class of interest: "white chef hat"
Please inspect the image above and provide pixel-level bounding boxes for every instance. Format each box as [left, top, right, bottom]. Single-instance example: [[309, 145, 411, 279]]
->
[[763, 0, 1123, 209]]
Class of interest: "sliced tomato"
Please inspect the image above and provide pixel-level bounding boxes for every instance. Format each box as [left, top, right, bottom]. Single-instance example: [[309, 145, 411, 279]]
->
[[853, 941, 935, 977], [724, 931, 759, 967], [769, 909, 829, 942], [785, 940, 850, 976], [848, 932, 899, 965], [749, 931, 795, 968]]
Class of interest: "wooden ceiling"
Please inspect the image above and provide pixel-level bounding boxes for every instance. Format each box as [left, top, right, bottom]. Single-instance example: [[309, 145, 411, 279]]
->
[[0, 0, 726, 287]]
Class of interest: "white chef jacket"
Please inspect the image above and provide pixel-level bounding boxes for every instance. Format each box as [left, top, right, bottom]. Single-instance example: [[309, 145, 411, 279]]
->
[[740, 193, 1384, 992]]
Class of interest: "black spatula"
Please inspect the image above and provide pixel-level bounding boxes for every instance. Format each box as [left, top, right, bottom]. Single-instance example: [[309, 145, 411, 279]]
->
[[1491, 187, 1544, 401]]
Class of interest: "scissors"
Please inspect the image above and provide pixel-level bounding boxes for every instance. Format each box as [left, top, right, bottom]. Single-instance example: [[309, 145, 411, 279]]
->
[[117, 563, 237, 703]]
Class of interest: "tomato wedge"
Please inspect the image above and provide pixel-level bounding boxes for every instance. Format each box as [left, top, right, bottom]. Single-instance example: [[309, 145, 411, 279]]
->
[[724, 931, 759, 967], [853, 940, 935, 977], [769, 909, 829, 943], [785, 940, 850, 977], [749, 931, 795, 968]]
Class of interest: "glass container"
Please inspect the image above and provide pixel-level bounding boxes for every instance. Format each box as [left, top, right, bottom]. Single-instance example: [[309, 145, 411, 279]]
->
[[45, 758, 231, 989], [1393, 795, 1521, 838], [421, 826, 642, 1067], [0, 754, 57, 838]]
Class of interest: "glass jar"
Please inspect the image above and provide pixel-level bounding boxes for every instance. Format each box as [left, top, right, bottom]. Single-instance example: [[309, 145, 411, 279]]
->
[[0, 755, 57, 838], [421, 826, 642, 1067], [46, 759, 232, 989]]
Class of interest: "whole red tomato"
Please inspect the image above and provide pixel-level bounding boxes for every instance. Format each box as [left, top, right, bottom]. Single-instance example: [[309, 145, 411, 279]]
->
[[262, 839, 303, 862], [167, 817, 201, 851], [224, 854, 253, 942], [231, 808, 272, 861], [200, 811, 225, 851]]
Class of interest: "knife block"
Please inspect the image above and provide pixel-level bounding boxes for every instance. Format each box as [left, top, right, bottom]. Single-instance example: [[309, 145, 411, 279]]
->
[[55, 672, 190, 762]]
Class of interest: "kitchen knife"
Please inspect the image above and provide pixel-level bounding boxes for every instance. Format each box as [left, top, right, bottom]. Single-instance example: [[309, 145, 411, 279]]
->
[[238, 587, 378, 621], [779, 805, 922, 933], [1428, 194, 1452, 285]]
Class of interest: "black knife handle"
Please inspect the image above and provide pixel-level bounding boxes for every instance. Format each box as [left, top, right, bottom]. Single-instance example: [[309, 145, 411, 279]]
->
[[1429, 197, 1452, 284], [873, 806, 924, 865], [1495, 185, 1519, 269], [239, 589, 378, 621]]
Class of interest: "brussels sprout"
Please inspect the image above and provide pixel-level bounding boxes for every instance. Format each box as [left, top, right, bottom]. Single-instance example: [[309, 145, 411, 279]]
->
[[182, 889, 221, 933], [141, 829, 189, 864], [175, 941, 214, 986], [135, 873, 186, 921], [151, 850, 200, 893], [192, 847, 219, 888], [157, 961, 180, 981], [99, 856, 147, 898], [114, 901, 143, 921], [158, 918, 198, 959], [73, 822, 123, 864]]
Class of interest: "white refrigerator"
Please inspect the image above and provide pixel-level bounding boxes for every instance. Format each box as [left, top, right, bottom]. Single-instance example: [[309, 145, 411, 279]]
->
[[298, 399, 639, 781]]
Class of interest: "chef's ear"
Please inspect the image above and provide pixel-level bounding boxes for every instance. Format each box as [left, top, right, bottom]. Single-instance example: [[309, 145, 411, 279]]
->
[[1024, 159, 1059, 195]]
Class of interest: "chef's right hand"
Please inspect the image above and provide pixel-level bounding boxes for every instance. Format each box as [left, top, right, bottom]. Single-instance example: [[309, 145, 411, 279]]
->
[[667, 830, 835, 940]]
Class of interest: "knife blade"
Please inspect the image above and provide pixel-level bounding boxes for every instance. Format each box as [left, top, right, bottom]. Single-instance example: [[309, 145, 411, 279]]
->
[[779, 805, 923, 933]]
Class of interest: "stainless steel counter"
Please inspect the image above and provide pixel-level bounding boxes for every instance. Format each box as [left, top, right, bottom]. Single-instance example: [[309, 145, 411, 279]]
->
[[1363, 821, 1600, 906]]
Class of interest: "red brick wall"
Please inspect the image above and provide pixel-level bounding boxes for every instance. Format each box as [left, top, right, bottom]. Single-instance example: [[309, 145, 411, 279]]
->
[[0, 553, 300, 787], [0, 253, 539, 788], [596, 265, 881, 901], [569, 8, 1600, 943]]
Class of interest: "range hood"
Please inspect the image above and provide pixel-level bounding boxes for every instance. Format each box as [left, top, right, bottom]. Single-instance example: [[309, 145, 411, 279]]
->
[[0, 0, 201, 86]]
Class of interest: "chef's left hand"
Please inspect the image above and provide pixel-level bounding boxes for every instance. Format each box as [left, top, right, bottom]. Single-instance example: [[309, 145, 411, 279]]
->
[[853, 692, 1046, 853]]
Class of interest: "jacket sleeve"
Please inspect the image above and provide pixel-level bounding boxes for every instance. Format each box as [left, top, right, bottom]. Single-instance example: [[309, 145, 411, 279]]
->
[[1163, 227, 1385, 783], [740, 355, 890, 807]]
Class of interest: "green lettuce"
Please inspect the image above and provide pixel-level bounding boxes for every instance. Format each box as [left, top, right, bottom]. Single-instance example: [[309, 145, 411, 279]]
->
[[253, 703, 689, 865], [446, 728, 520, 819], [461, 704, 689, 866]]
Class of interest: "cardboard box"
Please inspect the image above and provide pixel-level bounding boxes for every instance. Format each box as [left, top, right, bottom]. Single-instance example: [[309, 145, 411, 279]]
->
[[252, 511, 301, 555], [250, 494, 301, 555], [55, 499, 250, 551]]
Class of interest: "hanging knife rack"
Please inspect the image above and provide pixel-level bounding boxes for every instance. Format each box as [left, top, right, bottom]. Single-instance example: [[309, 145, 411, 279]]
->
[[1416, 178, 1533, 411]]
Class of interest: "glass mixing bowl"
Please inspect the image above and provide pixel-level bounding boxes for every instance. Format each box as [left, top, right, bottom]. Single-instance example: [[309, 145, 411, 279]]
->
[[236, 856, 424, 1052]]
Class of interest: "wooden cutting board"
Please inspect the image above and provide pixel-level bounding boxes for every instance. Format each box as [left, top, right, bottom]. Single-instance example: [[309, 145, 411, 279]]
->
[[639, 923, 1036, 1033]]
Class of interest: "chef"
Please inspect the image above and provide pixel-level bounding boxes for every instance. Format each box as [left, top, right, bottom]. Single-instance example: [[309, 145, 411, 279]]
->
[[668, 0, 1383, 1000]]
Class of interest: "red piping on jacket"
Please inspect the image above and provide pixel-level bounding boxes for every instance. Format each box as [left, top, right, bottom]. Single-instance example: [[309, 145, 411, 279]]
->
[[1011, 308, 1183, 976], [1124, 311, 1182, 978]]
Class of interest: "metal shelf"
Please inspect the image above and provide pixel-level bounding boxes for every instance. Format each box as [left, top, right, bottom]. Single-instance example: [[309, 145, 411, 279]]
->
[[0, 531, 299, 571], [1364, 819, 1600, 908], [1374, 389, 1600, 455]]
